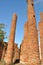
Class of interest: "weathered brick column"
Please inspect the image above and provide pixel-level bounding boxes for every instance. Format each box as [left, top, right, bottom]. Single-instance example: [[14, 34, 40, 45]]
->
[[20, 22, 28, 64], [27, 0, 40, 65], [28, 22, 40, 65], [4, 14, 17, 65], [38, 12, 43, 65], [20, 0, 40, 64]]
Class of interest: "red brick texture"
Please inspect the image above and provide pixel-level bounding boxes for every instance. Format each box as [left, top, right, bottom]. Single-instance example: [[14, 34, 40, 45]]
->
[[4, 14, 17, 65], [20, 0, 40, 65], [38, 12, 43, 65]]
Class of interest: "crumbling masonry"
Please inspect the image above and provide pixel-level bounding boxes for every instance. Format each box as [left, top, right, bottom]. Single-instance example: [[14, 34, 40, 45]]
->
[[38, 12, 43, 65], [0, 0, 43, 65], [4, 14, 17, 65], [20, 0, 41, 65]]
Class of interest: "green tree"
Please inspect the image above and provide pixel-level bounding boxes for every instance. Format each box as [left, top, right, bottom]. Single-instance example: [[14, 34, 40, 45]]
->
[[0, 24, 6, 42]]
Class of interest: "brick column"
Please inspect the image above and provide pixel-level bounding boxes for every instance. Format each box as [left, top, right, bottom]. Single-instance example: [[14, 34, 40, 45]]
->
[[4, 14, 17, 65], [28, 20, 40, 65], [38, 12, 43, 65], [20, 22, 28, 64], [27, 0, 40, 65]]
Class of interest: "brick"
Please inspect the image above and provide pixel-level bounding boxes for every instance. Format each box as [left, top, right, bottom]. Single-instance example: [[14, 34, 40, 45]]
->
[[4, 14, 17, 65], [20, 0, 40, 65], [38, 12, 43, 65]]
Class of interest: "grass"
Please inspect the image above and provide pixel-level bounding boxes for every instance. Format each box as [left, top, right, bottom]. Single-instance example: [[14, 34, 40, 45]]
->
[[0, 61, 14, 65], [0, 61, 16, 65], [0, 61, 27, 65], [0, 61, 5, 65]]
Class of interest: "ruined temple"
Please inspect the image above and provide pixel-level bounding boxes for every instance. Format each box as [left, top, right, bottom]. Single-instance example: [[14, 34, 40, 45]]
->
[[1, 42, 7, 61], [0, 42, 7, 61], [38, 12, 43, 65], [0, 41, 20, 64], [0, 0, 43, 65], [20, 0, 40, 65]]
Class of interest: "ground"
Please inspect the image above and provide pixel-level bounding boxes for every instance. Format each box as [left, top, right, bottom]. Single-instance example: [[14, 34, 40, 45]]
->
[[0, 61, 26, 65]]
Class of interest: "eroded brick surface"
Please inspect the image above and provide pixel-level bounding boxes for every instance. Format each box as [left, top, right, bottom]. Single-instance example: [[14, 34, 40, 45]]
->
[[38, 12, 43, 65], [13, 44, 20, 63], [4, 14, 17, 65], [20, 22, 28, 64], [1, 42, 7, 61], [20, 0, 40, 65]]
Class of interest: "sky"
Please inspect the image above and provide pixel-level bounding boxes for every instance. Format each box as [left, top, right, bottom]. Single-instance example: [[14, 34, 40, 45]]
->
[[0, 0, 43, 47]]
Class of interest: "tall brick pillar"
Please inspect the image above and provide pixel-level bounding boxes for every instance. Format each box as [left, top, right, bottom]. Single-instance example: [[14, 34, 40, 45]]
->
[[4, 14, 17, 65], [20, 22, 28, 64], [27, 0, 40, 65], [38, 12, 43, 65]]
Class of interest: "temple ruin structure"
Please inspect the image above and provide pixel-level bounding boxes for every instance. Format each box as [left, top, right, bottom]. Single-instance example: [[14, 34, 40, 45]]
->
[[0, 0, 43, 65], [20, 0, 41, 65]]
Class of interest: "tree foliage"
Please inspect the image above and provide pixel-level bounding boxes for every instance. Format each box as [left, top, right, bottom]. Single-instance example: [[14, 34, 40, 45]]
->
[[0, 24, 5, 41]]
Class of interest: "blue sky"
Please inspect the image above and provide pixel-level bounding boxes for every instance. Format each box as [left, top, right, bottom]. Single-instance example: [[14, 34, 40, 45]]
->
[[0, 0, 43, 47]]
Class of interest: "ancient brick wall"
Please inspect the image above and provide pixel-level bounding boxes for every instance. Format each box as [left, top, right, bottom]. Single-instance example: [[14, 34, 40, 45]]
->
[[0, 42, 19, 63], [20, 22, 29, 64], [13, 44, 20, 63], [1, 42, 7, 61]]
